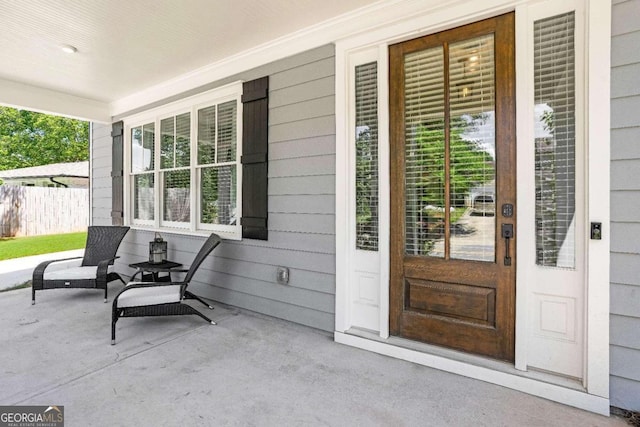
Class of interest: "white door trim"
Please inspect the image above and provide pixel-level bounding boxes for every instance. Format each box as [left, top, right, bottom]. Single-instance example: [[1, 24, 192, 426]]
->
[[335, 0, 610, 413]]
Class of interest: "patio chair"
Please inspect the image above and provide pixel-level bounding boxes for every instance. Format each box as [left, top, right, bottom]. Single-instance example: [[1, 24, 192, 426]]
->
[[111, 233, 221, 345], [31, 226, 130, 304]]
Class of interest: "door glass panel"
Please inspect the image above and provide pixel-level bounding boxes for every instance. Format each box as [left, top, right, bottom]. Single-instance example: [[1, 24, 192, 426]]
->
[[355, 61, 379, 251], [403, 36, 496, 262], [449, 34, 496, 262], [404, 47, 445, 257], [534, 12, 576, 269]]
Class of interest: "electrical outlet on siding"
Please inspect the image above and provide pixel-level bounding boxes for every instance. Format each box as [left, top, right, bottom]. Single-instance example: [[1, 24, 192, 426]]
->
[[276, 267, 289, 285]]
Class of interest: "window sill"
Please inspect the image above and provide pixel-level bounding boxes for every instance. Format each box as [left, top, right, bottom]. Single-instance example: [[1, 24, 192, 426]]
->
[[128, 225, 241, 241]]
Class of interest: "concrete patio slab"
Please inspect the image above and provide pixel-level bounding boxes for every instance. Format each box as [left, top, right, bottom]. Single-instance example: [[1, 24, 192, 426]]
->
[[0, 286, 627, 426]]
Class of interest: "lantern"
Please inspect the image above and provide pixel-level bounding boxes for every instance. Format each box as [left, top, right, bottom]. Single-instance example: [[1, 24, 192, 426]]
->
[[149, 232, 167, 264]]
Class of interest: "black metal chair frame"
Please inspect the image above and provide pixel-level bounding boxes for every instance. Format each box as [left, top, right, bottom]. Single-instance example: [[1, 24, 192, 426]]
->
[[111, 233, 222, 345], [31, 226, 130, 304]]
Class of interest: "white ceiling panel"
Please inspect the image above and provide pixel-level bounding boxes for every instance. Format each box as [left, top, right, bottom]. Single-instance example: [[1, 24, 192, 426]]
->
[[0, 0, 376, 104]]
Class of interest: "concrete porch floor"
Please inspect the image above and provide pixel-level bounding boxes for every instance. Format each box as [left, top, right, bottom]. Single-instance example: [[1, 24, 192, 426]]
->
[[0, 286, 626, 427]]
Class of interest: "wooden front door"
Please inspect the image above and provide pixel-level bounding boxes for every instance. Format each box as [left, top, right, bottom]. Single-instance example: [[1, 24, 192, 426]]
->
[[389, 13, 516, 361]]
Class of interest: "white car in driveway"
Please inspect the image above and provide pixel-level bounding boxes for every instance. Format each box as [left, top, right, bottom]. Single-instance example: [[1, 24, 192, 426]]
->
[[471, 194, 495, 216]]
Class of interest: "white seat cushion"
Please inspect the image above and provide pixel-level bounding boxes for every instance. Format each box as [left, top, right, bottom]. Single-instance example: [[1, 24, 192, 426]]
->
[[116, 283, 182, 308], [43, 265, 113, 281]]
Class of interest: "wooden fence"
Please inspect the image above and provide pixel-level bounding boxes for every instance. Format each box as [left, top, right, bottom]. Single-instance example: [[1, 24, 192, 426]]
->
[[0, 185, 89, 237]]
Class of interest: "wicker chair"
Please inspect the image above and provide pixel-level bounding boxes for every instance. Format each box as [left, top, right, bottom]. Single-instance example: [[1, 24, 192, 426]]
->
[[111, 233, 221, 345], [31, 226, 130, 304]]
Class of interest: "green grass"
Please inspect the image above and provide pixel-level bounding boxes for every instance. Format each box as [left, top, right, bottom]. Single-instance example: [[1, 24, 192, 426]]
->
[[0, 232, 87, 261]]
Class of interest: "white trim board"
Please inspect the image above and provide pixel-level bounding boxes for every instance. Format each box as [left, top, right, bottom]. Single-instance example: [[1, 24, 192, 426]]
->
[[0, 78, 110, 123], [335, 332, 610, 416]]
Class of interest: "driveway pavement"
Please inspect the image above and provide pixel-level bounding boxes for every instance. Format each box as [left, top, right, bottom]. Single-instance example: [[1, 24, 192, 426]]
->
[[0, 286, 627, 427]]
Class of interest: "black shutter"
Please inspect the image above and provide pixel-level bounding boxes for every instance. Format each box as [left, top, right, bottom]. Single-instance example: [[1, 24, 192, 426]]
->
[[241, 77, 269, 240], [111, 121, 124, 226]]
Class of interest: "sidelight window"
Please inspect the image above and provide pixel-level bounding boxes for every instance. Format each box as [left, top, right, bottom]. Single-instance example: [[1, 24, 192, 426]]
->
[[534, 12, 576, 268]]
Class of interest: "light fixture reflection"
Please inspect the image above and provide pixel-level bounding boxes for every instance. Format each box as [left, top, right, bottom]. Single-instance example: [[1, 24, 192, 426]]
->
[[61, 45, 77, 54]]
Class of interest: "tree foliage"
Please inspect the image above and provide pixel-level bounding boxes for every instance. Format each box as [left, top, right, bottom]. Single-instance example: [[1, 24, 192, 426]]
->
[[412, 115, 494, 208], [0, 106, 88, 171], [355, 125, 378, 250]]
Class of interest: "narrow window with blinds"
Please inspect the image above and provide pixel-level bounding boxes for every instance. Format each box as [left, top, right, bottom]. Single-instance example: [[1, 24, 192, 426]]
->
[[534, 12, 576, 268], [403, 34, 496, 262], [198, 100, 238, 227], [131, 123, 155, 222], [355, 62, 379, 251], [160, 112, 191, 225]]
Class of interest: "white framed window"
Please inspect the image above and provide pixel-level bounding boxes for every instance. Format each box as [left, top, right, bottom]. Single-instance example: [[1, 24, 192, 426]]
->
[[124, 82, 243, 239]]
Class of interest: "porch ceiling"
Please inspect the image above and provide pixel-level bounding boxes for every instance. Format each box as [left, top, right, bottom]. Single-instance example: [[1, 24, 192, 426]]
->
[[0, 0, 374, 106]]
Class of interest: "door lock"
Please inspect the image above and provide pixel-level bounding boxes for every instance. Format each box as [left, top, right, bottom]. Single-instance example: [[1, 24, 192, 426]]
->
[[502, 203, 514, 218], [501, 224, 513, 266]]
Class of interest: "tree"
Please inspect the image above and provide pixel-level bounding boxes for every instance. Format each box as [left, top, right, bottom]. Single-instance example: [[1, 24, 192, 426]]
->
[[407, 114, 495, 254], [411, 115, 494, 208], [0, 106, 88, 171], [355, 125, 378, 250]]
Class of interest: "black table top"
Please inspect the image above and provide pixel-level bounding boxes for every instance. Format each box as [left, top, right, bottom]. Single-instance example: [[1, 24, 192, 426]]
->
[[128, 260, 183, 271]]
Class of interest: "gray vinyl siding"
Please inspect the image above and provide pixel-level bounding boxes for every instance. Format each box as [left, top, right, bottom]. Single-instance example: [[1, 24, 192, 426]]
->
[[91, 45, 336, 332], [610, 0, 640, 411]]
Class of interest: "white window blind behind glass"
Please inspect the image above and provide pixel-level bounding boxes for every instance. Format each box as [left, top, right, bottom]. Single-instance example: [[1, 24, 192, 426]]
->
[[404, 47, 445, 257], [198, 101, 237, 226], [159, 113, 191, 224], [355, 62, 379, 251], [534, 12, 576, 269], [131, 124, 154, 221]]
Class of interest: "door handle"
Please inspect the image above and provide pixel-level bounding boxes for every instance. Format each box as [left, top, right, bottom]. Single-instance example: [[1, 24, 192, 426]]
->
[[501, 224, 513, 266]]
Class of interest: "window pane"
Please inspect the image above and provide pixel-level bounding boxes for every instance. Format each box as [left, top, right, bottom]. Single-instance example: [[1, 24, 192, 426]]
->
[[131, 124, 154, 173], [176, 112, 191, 167], [134, 173, 154, 220], [217, 101, 236, 163], [198, 106, 216, 165], [143, 123, 155, 171], [160, 117, 174, 169], [200, 165, 236, 225], [404, 46, 445, 257], [534, 12, 575, 268], [355, 62, 378, 251], [131, 126, 143, 173], [163, 169, 190, 223], [448, 34, 496, 262]]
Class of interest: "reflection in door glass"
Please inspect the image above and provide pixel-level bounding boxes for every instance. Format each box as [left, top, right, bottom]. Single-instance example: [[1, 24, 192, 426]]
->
[[403, 35, 496, 262], [448, 34, 496, 262], [534, 12, 576, 269], [355, 62, 379, 251], [404, 47, 445, 257]]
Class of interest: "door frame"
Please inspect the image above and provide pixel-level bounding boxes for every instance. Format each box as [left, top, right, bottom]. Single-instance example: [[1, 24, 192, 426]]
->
[[334, 0, 610, 414]]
